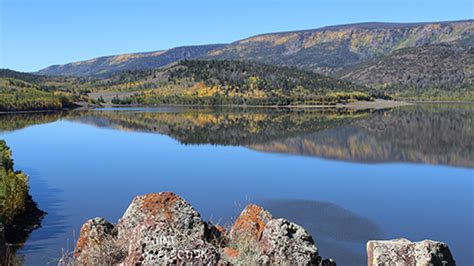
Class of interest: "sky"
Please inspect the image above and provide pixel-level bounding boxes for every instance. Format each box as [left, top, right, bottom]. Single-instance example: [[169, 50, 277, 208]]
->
[[0, 0, 472, 72]]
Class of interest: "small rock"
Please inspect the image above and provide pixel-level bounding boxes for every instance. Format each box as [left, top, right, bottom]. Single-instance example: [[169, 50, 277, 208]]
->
[[74, 217, 123, 265], [229, 204, 272, 243], [367, 238, 455, 266], [259, 218, 321, 265], [320, 258, 337, 266]]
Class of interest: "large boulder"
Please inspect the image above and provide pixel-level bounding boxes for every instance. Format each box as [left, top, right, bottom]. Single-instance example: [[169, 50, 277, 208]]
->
[[117, 192, 206, 241], [367, 238, 455, 266]]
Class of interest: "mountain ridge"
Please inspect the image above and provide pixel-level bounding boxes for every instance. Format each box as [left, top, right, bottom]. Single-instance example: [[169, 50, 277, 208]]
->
[[234, 19, 474, 39], [36, 20, 474, 78], [37, 44, 226, 77]]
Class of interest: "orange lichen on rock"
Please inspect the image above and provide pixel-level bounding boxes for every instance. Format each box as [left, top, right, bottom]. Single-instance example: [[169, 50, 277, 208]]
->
[[140, 192, 179, 221], [230, 204, 272, 241], [74, 222, 91, 257], [223, 247, 240, 258], [73, 218, 116, 264]]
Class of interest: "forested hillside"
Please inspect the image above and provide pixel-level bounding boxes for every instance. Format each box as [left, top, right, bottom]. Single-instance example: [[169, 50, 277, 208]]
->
[[205, 20, 473, 75], [340, 43, 473, 100], [93, 60, 381, 105], [0, 70, 82, 111]]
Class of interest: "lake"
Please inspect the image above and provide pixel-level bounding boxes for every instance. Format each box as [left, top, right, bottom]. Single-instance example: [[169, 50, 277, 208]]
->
[[0, 104, 472, 265]]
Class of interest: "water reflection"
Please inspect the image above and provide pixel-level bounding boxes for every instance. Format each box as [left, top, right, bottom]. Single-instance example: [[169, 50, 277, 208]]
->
[[259, 199, 385, 265], [0, 104, 471, 265], [71, 105, 473, 168], [0, 105, 472, 168], [0, 143, 45, 264]]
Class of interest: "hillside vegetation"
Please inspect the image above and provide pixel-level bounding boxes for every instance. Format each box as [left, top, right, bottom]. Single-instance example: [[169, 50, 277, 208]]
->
[[0, 77, 78, 111], [0, 140, 29, 225], [32, 20, 474, 101], [341, 44, 474, 101], [205, 20, 473, 75], [94, 60, 382, 106]]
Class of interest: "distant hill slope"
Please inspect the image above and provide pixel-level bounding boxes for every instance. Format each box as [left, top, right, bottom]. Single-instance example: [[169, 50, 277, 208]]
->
[[340, 43, 473, 99], [36, 44, 225, 77], [36, 20, 473, 79], [92, 60, 377, 106], [205, 20, 473, 75]]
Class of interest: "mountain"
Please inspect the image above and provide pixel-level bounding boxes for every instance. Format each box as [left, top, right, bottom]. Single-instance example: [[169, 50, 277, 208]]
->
[[36, 44, 225, 77], [205, 20, 473, 75], [340, 43, 474, 100], [36, 20, 473, 78]]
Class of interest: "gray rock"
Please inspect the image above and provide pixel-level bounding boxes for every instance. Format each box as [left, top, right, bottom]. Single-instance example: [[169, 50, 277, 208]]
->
[[74, 217, 124, 265], [259, 218, 321, 265], [367, 238, 455, 266], [117, 192, 206, 241], [123, 220, 219, 264]]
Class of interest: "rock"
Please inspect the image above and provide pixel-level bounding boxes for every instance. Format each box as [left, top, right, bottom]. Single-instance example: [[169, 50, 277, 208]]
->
[[226, 205, 324, 265], [259, 218, 320, 265], [75, 193, 335, 265], [320, 258, 337, 266], [229, 204, 272, 243], [74, 217, 124, 265], [117, 192, 206, 241], [123, 220, 219, 264], [367, 238, 455, 266]]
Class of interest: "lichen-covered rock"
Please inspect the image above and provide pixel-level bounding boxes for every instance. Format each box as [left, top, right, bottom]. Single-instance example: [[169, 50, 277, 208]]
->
[[229, 204, 272, 243], [226, 205, 325, 265], [123, 220, 220, 264], [259, 218, 320, 265], [74, 217, 124, 265], [74, 194, 336, 265], [367, 238, 455, 266], [117, 192, 206, 241]]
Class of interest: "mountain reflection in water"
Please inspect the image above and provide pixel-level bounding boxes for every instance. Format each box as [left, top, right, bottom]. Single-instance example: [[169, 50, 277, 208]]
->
[[68, 105, 473, 168], [0, 105, 472, 168]]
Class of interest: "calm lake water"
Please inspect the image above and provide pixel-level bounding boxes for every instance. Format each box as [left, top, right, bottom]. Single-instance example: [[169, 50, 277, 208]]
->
[[0, 104, 472, 265]]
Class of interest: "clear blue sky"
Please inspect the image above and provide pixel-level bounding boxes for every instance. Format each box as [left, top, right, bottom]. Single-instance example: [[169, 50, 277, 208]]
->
[[1, 0, 472, 72]]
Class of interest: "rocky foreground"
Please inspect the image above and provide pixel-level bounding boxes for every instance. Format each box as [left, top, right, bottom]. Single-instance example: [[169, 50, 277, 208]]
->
[[70, 192, 455, 265]]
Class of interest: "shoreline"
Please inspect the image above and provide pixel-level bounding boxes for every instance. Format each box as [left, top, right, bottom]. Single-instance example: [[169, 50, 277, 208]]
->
[[3, 99, 474, 115], [97, 99, 413, 111]]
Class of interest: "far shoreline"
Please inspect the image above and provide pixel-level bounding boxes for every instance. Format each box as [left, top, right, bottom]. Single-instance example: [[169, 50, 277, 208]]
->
[[4, 99, 474, 115], [95, 99, 413, 111]]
